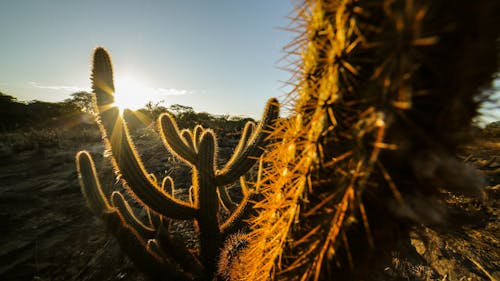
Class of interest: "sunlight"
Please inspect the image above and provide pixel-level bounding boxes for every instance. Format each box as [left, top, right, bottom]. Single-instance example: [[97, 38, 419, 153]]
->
[[112, 74, 191, 113], [114, 75, 150, 111]]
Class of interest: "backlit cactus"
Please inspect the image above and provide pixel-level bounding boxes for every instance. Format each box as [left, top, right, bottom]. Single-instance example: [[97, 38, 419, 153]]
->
[[77, 0, 498, 279], [233, 0, 499, 280], [76, 47, 279, 280]]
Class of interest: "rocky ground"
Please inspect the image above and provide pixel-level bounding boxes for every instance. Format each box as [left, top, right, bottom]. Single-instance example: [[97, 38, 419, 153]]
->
[[0, 131, 498, 280]]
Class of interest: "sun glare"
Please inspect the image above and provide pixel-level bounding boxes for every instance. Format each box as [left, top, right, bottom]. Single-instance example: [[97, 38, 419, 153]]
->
[[113, 76, 150, 111]]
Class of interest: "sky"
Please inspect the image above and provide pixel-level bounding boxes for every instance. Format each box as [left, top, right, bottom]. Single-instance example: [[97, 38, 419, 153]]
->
[[0, 0, 296, 118], [1, 1, 498, 123]]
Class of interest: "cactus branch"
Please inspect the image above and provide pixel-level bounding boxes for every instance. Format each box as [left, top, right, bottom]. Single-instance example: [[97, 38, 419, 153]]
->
[[102, 107, 196, 220], [180, 129, 197, 152], [217, 186, 238, 212], [76, 150, 193, 280], [221, 177, 253, 237], [216, 98, 280, 185], [157, 224, 204, 276], [79, 47, 281, 280], [161, 176, 175, 196], [110, 191, 156, 239], [107, 212, 194, 281], [193, 125, 204, 151], [92, 47, 196, 220], [226, 122, 256, 168], [195, 130, 220, 275], [91, 47, 115, 107], [159, 113, 198, 166], [76, 151, 113, 218]]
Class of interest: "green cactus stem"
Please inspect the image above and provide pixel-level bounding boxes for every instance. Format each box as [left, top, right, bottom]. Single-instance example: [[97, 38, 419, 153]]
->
[[76, 151, 195, 280], [77, 47, 279, 279], [234, 0, 499, 280], [92, 48, 196, 220]]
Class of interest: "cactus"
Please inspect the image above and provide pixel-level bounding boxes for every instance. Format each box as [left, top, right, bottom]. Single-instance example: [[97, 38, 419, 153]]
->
[[233, 0, 499, 280], [76, 0, 498, 279], [76, 47, 279, 280]]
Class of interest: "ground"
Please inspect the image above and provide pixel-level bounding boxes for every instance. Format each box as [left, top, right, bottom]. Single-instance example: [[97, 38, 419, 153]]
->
[[0, 131, 498, 280]]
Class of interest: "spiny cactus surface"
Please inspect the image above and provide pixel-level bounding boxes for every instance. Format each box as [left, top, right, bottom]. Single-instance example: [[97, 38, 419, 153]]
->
[[76, 0, 499, 279], [233, 0, 499, 280], [76, 47, 279, 280]]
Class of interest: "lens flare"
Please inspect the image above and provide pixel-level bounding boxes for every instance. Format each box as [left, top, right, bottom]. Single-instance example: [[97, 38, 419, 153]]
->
[[113, 76, 149, 111]]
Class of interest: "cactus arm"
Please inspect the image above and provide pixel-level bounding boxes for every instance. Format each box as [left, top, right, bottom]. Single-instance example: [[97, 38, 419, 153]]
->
[[76, 151, 113, 218], [91, 47, 115, 107], [180, 129, 197, 152], [225, 122, 256, 168], [91, 47, 196, 220], [106, 212, 194, 281], [157, 225, 204, 276], [76, 150, 193, 280], [215, 122, 255, 211], [86, 48, 281, 279], [145, 207, 156, 229], [221, 177, 253, 237], [188, 186, 195, 205], [217, 186, 237, 212], [159, 113, 198, 166], [193, 125, 204, 151], [99, 98, 196, 221], [241, 122, 255, 145], [110, 191, 156, 239], [146, 176, 174, 229], [161, 176, 175, 196], [146, 239, 163, 257], [148, 208, 165, 230], [195, 130, 221, 277], [115, 115, 198, 220], [145, 237, 198, 280], [215, 98, 279, 185], [148, 173, 158, 184], [216, 121, 256, 211]]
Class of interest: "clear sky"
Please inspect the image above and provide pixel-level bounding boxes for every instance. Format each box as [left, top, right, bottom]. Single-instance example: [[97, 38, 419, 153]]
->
[[1, 1, 498, 123], [0, 0, 296, 118]]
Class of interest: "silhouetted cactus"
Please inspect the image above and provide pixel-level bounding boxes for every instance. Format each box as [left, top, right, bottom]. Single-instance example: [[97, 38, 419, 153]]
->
[[77, 0, 498, 279], [233, 0, 499, 280], [76, 47, 279, 280]]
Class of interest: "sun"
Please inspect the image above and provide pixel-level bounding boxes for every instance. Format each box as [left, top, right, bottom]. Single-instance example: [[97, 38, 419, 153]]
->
[[113, 76, 149, 111]]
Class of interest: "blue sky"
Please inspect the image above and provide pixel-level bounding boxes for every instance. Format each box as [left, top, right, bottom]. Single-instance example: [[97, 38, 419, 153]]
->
[[1, 1, 498, 123], [0, 0, 296, 118]]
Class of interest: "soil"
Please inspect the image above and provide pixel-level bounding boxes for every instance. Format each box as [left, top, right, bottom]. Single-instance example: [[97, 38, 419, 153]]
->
[[1, 135, 498, 281], [0, 142, 146, 281]]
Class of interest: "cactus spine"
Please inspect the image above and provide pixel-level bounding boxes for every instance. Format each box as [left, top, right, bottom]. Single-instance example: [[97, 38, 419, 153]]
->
[[76, 47, 279, 280], [76, 0, 498, 278], [234, 0, 499, 280]]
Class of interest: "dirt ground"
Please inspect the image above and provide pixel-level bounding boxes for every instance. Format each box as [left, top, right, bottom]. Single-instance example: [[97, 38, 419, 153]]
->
[[0, 135, 498, 280]]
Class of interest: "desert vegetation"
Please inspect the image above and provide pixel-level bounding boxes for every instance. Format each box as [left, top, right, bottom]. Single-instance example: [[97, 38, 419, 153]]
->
[[0, 89, 260, 280], [2, 0, 500, 280], [77, 47, 280, 280]]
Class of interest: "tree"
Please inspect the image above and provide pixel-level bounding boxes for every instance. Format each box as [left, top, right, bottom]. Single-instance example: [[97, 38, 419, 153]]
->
[[0, 92, 26, 130], [168, 104, 194, 115], [144, 100, 168, 120], [66, 91, 94, 114], [0, 91, 18, 104]]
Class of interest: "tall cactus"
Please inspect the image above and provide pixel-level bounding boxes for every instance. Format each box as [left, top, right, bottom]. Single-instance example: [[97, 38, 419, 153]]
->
[[233, 0, 499, 280], [76, 47, 279, 280]]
